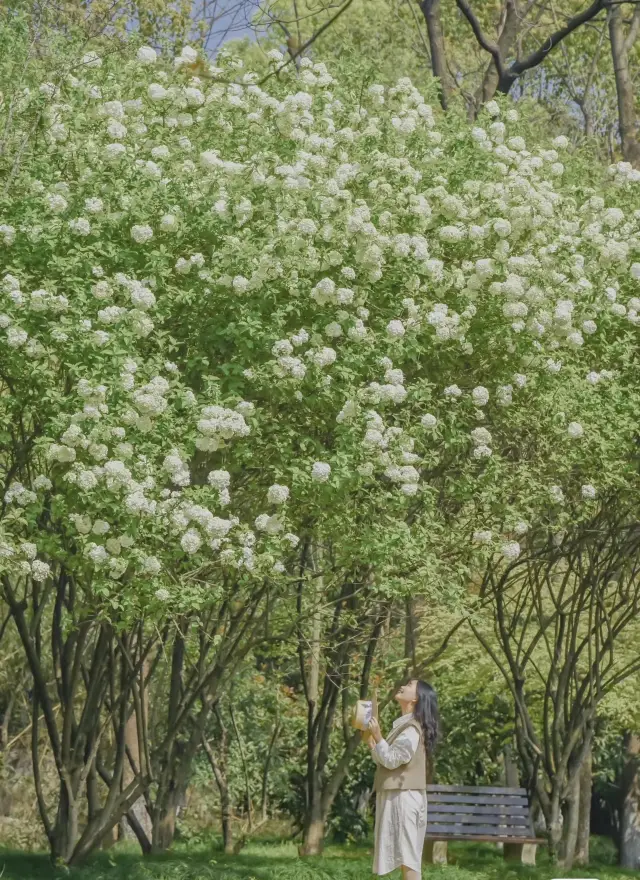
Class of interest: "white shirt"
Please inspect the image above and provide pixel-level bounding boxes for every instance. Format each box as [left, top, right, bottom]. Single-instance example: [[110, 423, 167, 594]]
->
[[373, 713, 421, 770]]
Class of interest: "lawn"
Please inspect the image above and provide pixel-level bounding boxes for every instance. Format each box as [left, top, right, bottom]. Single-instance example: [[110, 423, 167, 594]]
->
[[0, 838, 636, 880]]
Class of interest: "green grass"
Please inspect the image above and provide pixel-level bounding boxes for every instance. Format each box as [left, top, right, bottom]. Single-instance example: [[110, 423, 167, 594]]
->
[[0, 837, 635, 880]]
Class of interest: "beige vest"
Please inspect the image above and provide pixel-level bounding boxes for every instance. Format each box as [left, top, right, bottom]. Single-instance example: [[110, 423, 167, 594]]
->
[[373, 718, 426, 792]]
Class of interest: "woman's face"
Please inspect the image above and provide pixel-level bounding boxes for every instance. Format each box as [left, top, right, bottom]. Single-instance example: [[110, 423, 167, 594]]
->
[[395, 679, 418, 706]]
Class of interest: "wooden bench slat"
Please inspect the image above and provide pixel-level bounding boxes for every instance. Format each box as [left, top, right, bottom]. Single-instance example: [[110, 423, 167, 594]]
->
[[427, 803, 529, 816], [427, 794, 529, 806], [425, 823, 533, 838], [427, 785, 527, 796], [427, 813, 531, 827], [425, 833, 543, 845]]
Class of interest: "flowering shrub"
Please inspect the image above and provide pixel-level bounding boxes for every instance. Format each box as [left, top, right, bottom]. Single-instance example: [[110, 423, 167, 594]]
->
[[1, 33, 640, 619]]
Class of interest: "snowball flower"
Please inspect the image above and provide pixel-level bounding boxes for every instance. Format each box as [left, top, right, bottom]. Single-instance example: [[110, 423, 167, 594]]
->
[[267, 484, 290, 505], [160, 213, 178, 231], [148, 83, 168, 101], [501, 541, 521, 560], [131, 225, 154, 244], [472, 386, 489, 407], [471, 427, 492, 446], [69, 217, 91, 236], [181, 529, 202, 554], [137, 46, 157, 64], [567, 421, 584, 439], [421, 414, 437, 429], [386, 320, 405, 338], [46, 193, 68, 214], [208, 469, 231, 489], [31, 561, 51, 582], [311, 461, 331, 482], [85, 197, 104, 214], [105, 143, 126, 161], [549, 485, 565, 503]]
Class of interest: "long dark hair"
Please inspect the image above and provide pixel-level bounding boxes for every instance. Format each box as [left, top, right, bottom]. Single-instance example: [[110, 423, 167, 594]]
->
[[413, 680, 440, 755]]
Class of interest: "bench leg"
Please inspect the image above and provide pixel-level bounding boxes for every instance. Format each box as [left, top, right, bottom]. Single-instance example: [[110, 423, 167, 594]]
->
[[423, 841, 448, 865], [504, 843, 537, 866]]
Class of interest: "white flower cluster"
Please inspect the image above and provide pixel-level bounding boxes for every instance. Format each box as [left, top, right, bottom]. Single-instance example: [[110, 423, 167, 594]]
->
[[196, 405, 251, 451]]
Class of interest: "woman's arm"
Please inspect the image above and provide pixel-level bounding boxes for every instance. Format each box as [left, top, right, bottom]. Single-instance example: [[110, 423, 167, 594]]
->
[[374, 726, 420, 770]]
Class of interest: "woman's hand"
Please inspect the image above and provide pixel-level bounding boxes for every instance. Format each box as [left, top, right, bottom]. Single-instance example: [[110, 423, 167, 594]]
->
[[368, 717, 383, 744]]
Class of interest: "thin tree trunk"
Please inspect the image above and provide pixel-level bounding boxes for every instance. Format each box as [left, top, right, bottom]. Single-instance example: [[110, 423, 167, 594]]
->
[[404, 598, 416, 671], [547, 786, 563, 863], [123, 671, 152, 845], [621, 732, 640, 869], [202, 733, 233, 855], [608, 5, 640, 166], [420, 0, 452, 110], [300, 542, 324, 856], [474, 0, 518, 110], [230, 705, 253, 831], [503, 742, 519, 787], [261, 711, 281, 823], [575, 746, 592, 866]]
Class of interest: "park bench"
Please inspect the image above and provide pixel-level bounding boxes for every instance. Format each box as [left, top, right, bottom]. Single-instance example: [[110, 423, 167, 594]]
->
[[424, 784, 545, 866]]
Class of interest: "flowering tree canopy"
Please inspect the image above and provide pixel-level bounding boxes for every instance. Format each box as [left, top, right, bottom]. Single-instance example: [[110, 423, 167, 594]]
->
[[1, 31, 640, 624]]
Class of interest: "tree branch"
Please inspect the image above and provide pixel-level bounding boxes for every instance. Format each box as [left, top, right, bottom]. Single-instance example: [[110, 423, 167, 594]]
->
[[456, 0, 507, 83], [504, 0, 606, 88]]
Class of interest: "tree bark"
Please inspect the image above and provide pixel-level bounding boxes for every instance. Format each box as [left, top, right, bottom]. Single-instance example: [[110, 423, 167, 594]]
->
[[621, 732, 640, 869], [261, 711, 281, 823], [420, 0, 452, 110], [575, 746, 592, 866], [560, 775, 580, 870], [608, 4, 640, 167], [474, 0, 519, 110], [202, 732, 233, 855], [299, 790, 326, 856], [503, 742, 519, 787], [123, 673, 152, 845]]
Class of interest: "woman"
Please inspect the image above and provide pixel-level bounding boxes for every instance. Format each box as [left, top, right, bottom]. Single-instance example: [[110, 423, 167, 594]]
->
[[368, 680, 439, 880]]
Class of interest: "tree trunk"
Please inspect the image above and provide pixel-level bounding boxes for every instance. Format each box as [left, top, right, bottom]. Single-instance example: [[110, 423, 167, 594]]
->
[[547, 787, 563, 863], [575, 746, 592, 866], [152, 784, 183, 853], [560, 777, 580, 870], [52, 783, 79, 863], [261, 712, 281, 823], [503, 742, 519, 787], [202, 734, 233, 855], [621, 732, 640, 869], [420, 0, 452, 110], [608, 5, 640, 167], [404, 598, 417, 670], [474, 0, 518, 110], [123, 700, 152, 845], [299, 791, 325, 856]]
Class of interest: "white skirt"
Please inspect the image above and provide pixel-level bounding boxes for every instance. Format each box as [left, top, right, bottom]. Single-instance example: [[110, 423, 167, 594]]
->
[[373, 789, 428, 875]]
